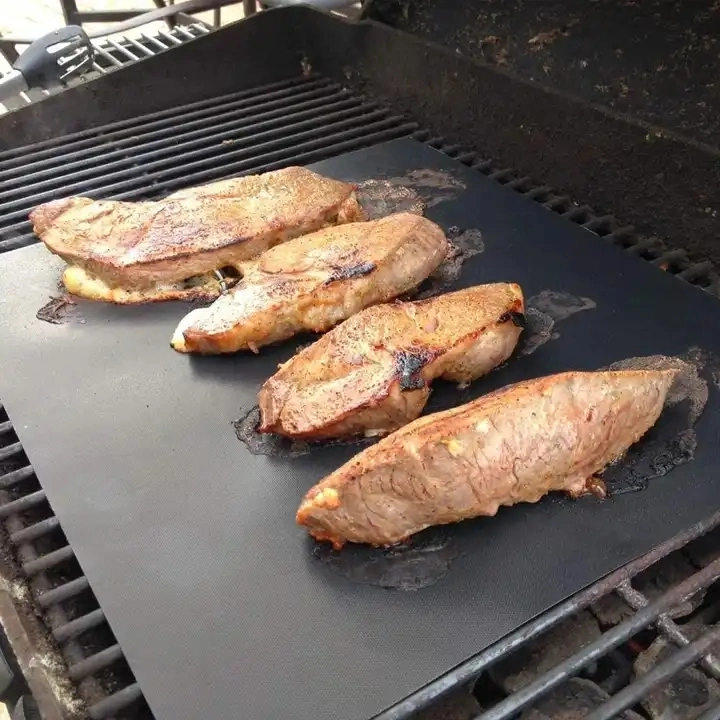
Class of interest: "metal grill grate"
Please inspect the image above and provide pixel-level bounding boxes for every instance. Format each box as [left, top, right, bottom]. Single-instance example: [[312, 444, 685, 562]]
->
[[0, 23, 211, 114], [2, 74, 720, 720], [0, 74, 417, 253]]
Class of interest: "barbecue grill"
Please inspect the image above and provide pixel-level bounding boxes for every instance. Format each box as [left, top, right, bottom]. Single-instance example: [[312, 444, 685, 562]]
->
[[2, 4, 720, 720]]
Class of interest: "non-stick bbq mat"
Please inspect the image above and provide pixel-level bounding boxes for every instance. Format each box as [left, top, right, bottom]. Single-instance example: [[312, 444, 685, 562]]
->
[[1, 138, 720, 720]]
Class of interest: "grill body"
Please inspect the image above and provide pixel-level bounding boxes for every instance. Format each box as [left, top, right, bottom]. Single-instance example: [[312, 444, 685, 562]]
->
[[2, 7, 720, 265], [2, 8, 720, 720]]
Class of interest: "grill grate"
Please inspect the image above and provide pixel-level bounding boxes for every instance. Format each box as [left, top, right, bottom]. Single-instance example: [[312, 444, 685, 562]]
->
[[2, 74, 720, 720], [0, 23, 211, 114]]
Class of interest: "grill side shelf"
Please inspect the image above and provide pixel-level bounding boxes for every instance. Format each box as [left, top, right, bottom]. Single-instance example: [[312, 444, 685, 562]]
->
[[1, 77, 720, 720]]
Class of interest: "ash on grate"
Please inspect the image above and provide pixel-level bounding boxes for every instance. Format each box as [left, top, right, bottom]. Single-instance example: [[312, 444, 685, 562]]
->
[[488, 611, 601, 693], [519, 678, 644, 720], [409, 686, 481, 720], [591, 552, 707, 626], [633, 625, 720, 720]]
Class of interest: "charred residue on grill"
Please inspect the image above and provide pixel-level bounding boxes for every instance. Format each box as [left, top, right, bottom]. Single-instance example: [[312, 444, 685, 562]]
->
[[311, 527, 462, 590], [499, 310, 526, 327], [599, 352, 710, 495], [36, 295, 86, 325], [394, 347, 435, 390], [519, 289, 596, 355], [232, 406, 374, 459], [415, 227, 485, 299], [324, 261, 376, 285]]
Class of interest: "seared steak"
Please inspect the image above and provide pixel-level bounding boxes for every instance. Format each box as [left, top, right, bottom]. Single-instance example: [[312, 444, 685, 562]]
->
[[297, 369, 676, 547], [171, 213, 449, 354], [258, 284, 524, 439], [30, 167, 362, 304]]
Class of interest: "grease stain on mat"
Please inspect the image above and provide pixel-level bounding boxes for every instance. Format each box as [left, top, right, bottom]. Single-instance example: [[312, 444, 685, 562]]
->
[[36, 295, 85, 325], [311, 528, 462, 590], [355, 180, 425, 219], [415, 227, 485, 299], [520, 290, 596, 355], [600, 352, 711, 495], [356, 168, 465, 219], [232, 406, 372, 460]]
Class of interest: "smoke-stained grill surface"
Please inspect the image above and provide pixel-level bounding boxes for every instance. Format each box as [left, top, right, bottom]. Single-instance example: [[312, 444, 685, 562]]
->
[[2, 7, 720, 720]]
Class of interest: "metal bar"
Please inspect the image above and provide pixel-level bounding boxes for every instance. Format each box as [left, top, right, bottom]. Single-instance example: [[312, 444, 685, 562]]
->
[[37, 575, 90, 607], [158, 29, 184, 45], [92, 45, 124, 69], [0, 441, 23, 461], [586, 626, 720, 720], [23, 546, 75, 577], [616, 581, 720, 679], [0, 87, 342, 188], [174, 25, 198, 40], [0, 76, 326, 162], [0, 481, 110, 711], [53, 608, 106, 643], [67, 11, 160, 23], [0, 490, 46, 518], [1, 121, 414, 254], [375, 508, 720, 720], [106, 39, 140, 62], [10, 516, 60, 545], [0, 421, 14, 434], [696, 702, 720, 720], [474, 559, 720, 720], [141, 33, 169, 51], [37, 576, 89, 608], [125, 35, 156, 57], [0, 99, 379, 210], [0, 465, 34, 489], [0, 87, 356, 191], [0, 112, 409, 229], [69, 644, 124, 681], [0, 80, 337, 178], [87, 683, 144, 720]]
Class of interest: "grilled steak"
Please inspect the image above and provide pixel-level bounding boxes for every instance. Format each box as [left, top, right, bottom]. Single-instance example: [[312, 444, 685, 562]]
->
[[171, 213, 449, 354], [258, 284, 524, 440], [30, 167, 362, 304], [297, 369, 676, 547]]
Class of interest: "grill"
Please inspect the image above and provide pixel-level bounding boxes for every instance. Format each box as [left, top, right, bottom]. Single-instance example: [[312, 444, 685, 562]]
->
[[0, 21, 211, 114], [1, 5, 720, 720]]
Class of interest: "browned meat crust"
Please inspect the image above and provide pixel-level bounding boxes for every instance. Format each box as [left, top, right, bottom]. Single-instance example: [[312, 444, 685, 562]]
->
[[258, 284, 524, 440], [297, 369, 677, 547], [171, 213, 450, 355], [30, 167, 362, 302]]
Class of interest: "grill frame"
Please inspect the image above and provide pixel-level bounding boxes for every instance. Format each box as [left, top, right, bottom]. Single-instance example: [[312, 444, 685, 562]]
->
[[2, 8, 720, 720], [2, 77, 720, 720]]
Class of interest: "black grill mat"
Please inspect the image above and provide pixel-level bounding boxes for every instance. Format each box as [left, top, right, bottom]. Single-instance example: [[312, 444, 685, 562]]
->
[[1, 139, 720, 720]]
